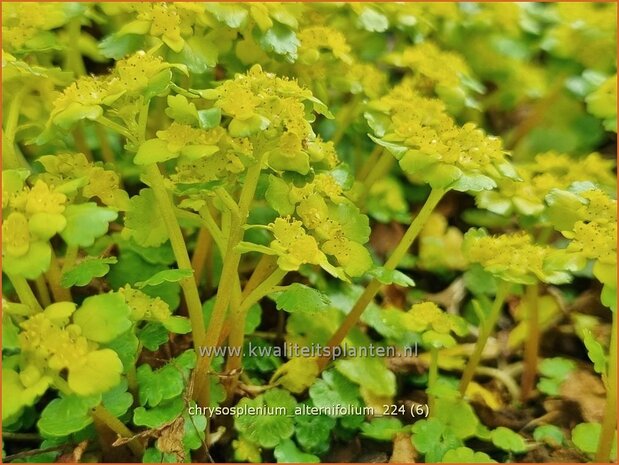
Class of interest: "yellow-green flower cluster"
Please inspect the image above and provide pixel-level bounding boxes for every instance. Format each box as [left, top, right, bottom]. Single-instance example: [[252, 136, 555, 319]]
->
[[35, 152, 130, 210], [245, 172, 373, 280], [477, 152, 616, 217], [586, 74, 617, 133], [546, 187, 617, 288], [2, 171, 67, 279], [3, 302, 123, 422], [235, 168, 373, 281], [48, 51, 185, 131], [418, 213, 467, 272], [463, 228, 572, 285], [406, 301, 468, 349], [386, 41, 479, 113], [367, 81, 516, 192], [1, 2, 69, 53], [201, 64, 333, 175], [545, 3, 617, 73]]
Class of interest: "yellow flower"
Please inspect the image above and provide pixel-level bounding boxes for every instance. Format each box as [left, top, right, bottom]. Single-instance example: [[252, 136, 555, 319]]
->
[[25, 181, 66, 215], [463, 229, 571, 285], [2, 212, 30, 257]]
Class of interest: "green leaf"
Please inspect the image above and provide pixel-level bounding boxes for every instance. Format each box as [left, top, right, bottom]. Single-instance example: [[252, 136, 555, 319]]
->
[[490, 426, 527, 453], [60, 203, 118, 247], [61, 257, 117, 287], [102, 379, 134, 418], [266, 175, 294, 216], [309, 370, 362, 417], [433, 397, 480, 439], [183, 404, 208, 450], [234, 388, 297, 448], [357, 7, 389, 32], [327, 202, 371, 243], [134, 138, 175, 165], [99, 33, 143, 59], [206, 3, 248, 27], [68, 349, 123, 396], [335, 357, 396, 398], [450, 173, 497, 193], [135, 268, 193, 288], [361, 417, 404, 441], [257, 23, 299, 63], [163, 316, 192, 334], [165, 94, 198, 124], [294, 404, 336, 454], [571, 422, 602, 455], [38, 395, 100, 437], [274, 439, 320, 463], [3, 241, 51, 279], [533, 425, 565, 447], [441, 447, 496, 463], [104, 330, 139, 374], [73, 293, 132, 343], [368, 267, 415, 287], [124, 189, 169, 247], [198, 107, 222, 129], [411, 418, 447, 453], [582, 330, 607, 375], [274, 283, 331, 314], [133, 397, 184, 428], [137, 363, 185, 407], [138, 322, 169, 351]]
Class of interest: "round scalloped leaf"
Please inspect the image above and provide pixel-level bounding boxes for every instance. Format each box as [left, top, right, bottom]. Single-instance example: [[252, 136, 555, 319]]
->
[[273, 439, 319, 463], [490, 427, 527, 453], [68, 349, 123, 396], [3, 241, 51, 279], [361, 417, 404, 441], [133, 397, 185, 429], [135, 268, 194, 288], [124, 189, 169, 247], [273, 283, 331, 314], [61, 257, 118, 288], [60, 203, 118, 247], [73, 293, 132, 343], [38, 395, 100, 437], [335, 357, 396, 398], [134, 139, 175, 165], [234, 388, 297, 448], [441, 447, 496, 463], [294, 405, 336, 455]]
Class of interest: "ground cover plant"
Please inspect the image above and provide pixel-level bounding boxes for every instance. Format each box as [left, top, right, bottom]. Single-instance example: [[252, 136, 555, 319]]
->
[[1, 2, 617, 463]]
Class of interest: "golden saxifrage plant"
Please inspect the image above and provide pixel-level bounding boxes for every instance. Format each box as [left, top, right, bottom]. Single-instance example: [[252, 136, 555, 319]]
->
[[2, 2, 617, 464]]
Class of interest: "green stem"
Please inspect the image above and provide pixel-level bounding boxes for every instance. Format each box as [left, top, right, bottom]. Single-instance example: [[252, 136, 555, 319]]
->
[[331, 93, 362, 146], [521, 283, 540, 401], [194, 151, 266, 407], [97, 117, 137, 143], [94, 125, 116, 165], [91, 405, 144, 457], [34, 276, 51, 308], [318, 188, 446, 370], [428, 347, 439, 413], [146, 165, 206, 348], [459, 280, 511, 395], [595, 309, 617, 462], [45, 251, 72, 302], [61, 245, 79, 275], [191, 227, 213, 286], [8, 275, 42, 312], [359, 149, 394, 202], [139, 100, 206, 350], [3, 87, 29, 170], [357, 145, 383, 181], [65, 17, 86, 76]]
